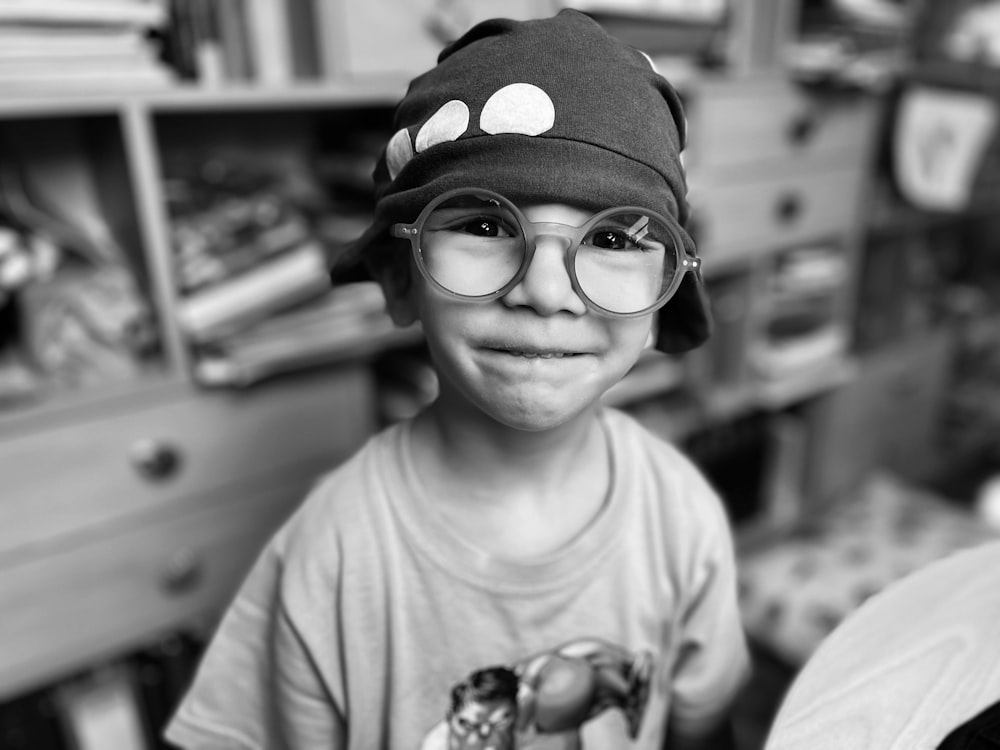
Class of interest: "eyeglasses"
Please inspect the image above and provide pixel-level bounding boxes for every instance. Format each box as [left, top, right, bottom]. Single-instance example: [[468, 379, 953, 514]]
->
[[391, 188, 700, 318]]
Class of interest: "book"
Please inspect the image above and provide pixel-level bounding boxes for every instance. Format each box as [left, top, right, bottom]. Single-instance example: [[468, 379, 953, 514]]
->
[[0, 0, 166, 27], [286, 0, 320, 79], [161, 0, 198, 80], [242, 0, 291, 83], [192, 0, 225, 85], [195, 315, 413, 388], [174, 211, 310, 292], [209, 281, 386, 340], [54, 666, 149, 750], [176, 240, 331, 342], [215, 0, 254, 81], [194, 283, 418, 387]]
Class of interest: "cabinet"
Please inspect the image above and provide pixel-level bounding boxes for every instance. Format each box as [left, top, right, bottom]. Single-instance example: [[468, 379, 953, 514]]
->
[[660, 73, 882, 422], [631, 71, 885, 544], [0, 85, 408, 702]]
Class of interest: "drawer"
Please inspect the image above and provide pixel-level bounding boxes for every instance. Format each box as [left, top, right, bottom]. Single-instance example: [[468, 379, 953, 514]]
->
[[0, 477, 307, 699], [689, 166, 867, 272], [685, 79, 880, 171], [0, 365, 375, 556]]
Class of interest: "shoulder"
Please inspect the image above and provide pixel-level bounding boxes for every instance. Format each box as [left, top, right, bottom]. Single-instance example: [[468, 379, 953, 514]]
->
[[603, 406, 736, 565], [602, 406, 720, 506], [272, 421, 408, 569]]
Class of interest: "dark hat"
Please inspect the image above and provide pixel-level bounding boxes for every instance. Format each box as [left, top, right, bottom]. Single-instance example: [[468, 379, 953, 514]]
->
[[340, 8, 711, 353]]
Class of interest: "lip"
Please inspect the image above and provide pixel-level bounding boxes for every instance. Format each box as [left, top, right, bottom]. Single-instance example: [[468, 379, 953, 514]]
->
[[480, 344, 589, 359]]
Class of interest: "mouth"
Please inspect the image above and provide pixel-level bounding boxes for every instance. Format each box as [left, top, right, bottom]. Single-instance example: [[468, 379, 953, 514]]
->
[[485, 346, 584, 359]]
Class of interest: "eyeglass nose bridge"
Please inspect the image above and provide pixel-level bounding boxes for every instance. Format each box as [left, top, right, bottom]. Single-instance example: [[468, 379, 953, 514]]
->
[[507, 221, 591, 301], [518, 220, 588, 268]]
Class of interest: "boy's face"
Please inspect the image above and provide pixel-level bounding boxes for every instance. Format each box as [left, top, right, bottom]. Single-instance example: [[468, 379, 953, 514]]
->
[[447, 696, 516, 749], [390, 202, 654, 432]]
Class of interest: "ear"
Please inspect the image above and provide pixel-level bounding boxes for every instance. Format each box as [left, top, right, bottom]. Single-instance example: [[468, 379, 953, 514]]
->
[[370, 249, 419, 327]]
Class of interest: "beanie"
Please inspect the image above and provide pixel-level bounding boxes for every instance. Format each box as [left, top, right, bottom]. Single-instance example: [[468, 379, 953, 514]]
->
[[341, 8, 712, 353]]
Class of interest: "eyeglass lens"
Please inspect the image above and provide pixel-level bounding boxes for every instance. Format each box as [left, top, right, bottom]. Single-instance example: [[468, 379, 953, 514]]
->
[[417, 193, 679, 314]]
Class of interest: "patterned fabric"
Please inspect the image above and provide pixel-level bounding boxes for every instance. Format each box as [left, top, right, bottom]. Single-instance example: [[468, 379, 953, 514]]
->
[[739, 473, 1000, 666]]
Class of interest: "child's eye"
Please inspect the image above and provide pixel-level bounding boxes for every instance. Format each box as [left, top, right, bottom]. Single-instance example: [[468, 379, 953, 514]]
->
[[454, 215, 516, 238], [586, 227, 633, 250]]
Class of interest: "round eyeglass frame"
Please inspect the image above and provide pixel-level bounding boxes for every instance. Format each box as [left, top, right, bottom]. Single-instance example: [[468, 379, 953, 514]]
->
[[391, 187, 702, 318]]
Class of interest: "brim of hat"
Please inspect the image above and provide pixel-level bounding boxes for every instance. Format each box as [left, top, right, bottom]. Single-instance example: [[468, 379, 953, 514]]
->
[[334, 134, 712, 353]]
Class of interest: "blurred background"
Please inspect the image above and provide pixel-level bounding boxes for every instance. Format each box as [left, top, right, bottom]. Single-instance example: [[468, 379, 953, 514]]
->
[[1, 0, 999, 748]]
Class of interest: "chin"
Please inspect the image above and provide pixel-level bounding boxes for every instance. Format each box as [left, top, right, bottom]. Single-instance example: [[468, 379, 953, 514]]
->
[[483, 394, 596, 433]]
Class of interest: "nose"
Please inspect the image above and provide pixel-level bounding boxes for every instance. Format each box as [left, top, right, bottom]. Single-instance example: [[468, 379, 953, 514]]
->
[[501, 232, 587, 316]]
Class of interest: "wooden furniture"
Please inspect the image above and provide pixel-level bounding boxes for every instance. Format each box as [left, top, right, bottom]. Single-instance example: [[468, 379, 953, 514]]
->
[[0, 85, 405, 702], [681, 72, 881, 407], [764, 540, 1000, 750]]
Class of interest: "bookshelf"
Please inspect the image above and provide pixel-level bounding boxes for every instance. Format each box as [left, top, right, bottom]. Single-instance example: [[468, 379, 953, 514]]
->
[[0, 78, 433, 710]]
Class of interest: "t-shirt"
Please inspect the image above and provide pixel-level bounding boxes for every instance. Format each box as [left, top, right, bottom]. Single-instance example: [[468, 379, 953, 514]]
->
[[165, 407, 750, 749]]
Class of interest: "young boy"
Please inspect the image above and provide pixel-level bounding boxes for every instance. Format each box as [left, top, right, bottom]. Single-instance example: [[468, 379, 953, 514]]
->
[[165, 9, 750, 749]]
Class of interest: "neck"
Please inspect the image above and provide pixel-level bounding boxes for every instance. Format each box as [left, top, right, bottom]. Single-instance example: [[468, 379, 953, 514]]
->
[[415, 393, 601, 491], [409, 397, 612, 559]]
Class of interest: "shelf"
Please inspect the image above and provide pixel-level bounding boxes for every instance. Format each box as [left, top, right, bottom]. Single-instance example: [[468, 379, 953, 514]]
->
[[754, 356, 858, 408], [192, 324, 424, 389], [692, 355, 857, 424], [0, 369, 186, 441], [142, 79, 407, 112], [0, 79, 408, 118]]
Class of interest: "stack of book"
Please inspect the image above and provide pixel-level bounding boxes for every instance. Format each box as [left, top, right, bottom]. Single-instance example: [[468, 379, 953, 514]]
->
[[194, 282, 417, 388], [749, 245, 852, 401], [160, 0, 318, 85], [0, 0, 175, 92], [170, 174, 412, 388], [159, 0, 557, 86]]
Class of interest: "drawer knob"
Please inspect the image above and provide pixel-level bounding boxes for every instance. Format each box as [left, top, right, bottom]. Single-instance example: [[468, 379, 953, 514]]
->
[[787, 114, 818, 146], [775, 193, 803, 224], [130, 439, 182, 481], [161, 548, 203, 594]]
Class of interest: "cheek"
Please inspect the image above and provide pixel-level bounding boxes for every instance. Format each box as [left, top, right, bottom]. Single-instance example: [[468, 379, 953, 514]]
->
[[609, 317, 655, 359], [413, 284, 461, 331]]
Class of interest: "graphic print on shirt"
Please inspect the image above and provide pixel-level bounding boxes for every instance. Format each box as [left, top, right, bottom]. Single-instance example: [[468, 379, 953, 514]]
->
[[417, 637, 653, 749]]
